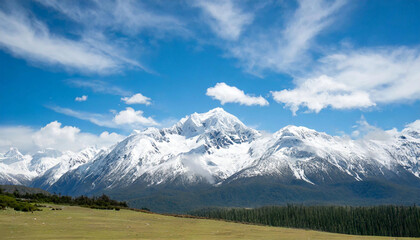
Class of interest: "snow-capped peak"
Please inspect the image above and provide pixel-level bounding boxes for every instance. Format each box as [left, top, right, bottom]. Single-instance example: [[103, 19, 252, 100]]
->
[[1, 147, 26, 165], [401, 126, 420, 139], [170, 107, 255, 138], [4, 147, 23, 158], [275, 125, 326, 138]]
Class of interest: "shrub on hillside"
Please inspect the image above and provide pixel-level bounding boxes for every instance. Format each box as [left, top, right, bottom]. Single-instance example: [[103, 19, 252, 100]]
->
[[0, 194, 39, 212]]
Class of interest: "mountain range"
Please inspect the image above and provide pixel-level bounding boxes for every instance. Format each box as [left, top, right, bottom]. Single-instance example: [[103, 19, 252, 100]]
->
[[1, 108, 419, 212]]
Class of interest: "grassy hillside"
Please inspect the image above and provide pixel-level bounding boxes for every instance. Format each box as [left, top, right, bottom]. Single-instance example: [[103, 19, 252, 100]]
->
[[0, 205, 418, 240]]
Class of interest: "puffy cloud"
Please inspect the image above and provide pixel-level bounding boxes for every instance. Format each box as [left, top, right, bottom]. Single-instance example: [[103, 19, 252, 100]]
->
[[195, 0, 253, 40], [272, 75, 375, 115], [206, 82, 269, 106], [0, 126, 37, 154], [121, 93, 151, 105], [0, 121, 124, 154], [32, 122, 80, 148], [113, 107, 158, 126], [272, 47, 420, 114], [75, 95, 88, 102]]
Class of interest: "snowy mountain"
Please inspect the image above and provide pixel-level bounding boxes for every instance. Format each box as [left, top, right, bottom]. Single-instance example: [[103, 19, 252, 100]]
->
[[228, 125, 420, 185], [50, 108, 261, 194], [1, 108, 420, 212], [0, 147, 100, 187], [30, 147, 103, 189], [0, 148, 35, 185]]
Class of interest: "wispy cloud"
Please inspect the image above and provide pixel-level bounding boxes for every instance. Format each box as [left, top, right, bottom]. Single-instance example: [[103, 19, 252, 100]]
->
[[0, 6, 145, 74], [1, 0, 346, 76], [48, 106, 116, 128], [272, 47, 420, 114], [195, 0, 253, 41], [206, 82, 269, 106], [228, 0, 347, 75], [37, 0, 188, 37], [67, 79, 132, 96], [48, 105, 158, 130], [350, 116, 398, 141], [0, 0, 190, 74]]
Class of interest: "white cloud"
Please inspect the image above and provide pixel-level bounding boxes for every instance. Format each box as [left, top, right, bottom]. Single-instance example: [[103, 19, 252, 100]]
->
[[67, 79, 131, 96], [318, 47, 420, 104], [121, 93, 151, 105], [0, 8, 141, 74], [48, 106, 116, 128], [75, 95, 88, 102], [195, 0, 253, 40], [272, 47, 420, 114], [38, 0, 187, 37], [229, 0, 346, 74], [206, 82, 269, 106], [113, 107, 158, 126], [351, 116, 398, 142], [49, 106, 158, 129], [280, 0, 346, 67], [272, 75, 375, 115], [32, 122, 81, 149], [0, 122, 124, 154], [0, 126, 37, 154]]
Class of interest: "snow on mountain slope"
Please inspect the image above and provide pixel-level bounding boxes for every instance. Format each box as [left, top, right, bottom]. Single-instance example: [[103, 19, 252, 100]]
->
[[169, 108, 259, 145], [50, 108, 420, 196], [31, 147, 102, 188], [52, 109, 262, 193], [28, 148, 63, 175], [0, 148, 35, 184], [0, 147, 101, 186], [380, 128, 420, 178], [1, 148, 27, 165], [229, 124, 420, 185]]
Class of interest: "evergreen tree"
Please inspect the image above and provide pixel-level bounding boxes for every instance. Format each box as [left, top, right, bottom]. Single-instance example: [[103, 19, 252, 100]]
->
[[190, 205, 420, 237]]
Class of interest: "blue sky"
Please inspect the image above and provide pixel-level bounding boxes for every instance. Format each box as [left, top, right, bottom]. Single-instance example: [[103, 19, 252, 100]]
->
[[0, 0, 419, 153]]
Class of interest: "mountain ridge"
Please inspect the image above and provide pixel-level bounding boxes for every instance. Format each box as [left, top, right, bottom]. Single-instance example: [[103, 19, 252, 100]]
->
[[1, 108, 419, 212]]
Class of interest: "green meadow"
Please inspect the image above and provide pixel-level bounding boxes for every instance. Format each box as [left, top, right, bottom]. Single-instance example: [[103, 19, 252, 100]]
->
[[0, 205, 418, 240]]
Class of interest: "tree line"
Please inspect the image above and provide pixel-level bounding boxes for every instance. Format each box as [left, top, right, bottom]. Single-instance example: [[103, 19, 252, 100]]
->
[[0, 187, 128, 211], [190, 205, 420, 237]]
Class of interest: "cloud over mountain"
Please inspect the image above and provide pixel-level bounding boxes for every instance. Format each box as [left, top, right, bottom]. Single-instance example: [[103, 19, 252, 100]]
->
[[207, 83, 268, 106]]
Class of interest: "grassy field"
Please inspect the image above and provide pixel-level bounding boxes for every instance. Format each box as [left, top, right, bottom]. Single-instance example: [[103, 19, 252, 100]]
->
[[0, 205, 418, 240]]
